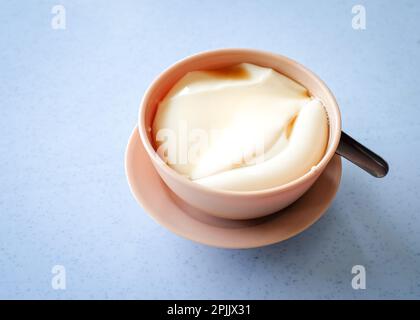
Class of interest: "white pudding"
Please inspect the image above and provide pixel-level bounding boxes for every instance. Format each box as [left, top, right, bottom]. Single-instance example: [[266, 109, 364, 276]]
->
[[152, 63, 329, 191]]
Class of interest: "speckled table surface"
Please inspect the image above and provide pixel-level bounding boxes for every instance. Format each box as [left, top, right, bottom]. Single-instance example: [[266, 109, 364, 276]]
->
[[1, 0, 419, 299]]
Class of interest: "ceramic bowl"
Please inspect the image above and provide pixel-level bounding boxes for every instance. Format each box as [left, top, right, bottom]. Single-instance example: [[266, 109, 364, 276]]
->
[[138, 48, 341, 220]]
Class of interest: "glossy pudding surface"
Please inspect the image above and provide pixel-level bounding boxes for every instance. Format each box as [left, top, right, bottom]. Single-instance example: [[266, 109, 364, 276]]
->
[[152, 63, 329, 191]]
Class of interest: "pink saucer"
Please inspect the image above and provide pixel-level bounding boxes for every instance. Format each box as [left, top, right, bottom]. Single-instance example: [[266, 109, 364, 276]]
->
[[125, 127, 342, 249]]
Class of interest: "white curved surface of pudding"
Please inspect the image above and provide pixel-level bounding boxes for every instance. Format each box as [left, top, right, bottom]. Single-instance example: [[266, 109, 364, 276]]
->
[[152, 63, 328, 191]]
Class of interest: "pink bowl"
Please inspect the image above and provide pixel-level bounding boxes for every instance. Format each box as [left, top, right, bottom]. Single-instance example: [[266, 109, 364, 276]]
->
[[138, 48, 341, 220]]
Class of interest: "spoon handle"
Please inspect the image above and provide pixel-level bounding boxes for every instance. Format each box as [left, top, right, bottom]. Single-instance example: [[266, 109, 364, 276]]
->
[[335, 131, 389, 178]]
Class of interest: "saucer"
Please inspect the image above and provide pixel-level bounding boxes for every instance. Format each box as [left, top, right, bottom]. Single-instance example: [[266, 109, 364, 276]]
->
[[125, 127, 342, 249]]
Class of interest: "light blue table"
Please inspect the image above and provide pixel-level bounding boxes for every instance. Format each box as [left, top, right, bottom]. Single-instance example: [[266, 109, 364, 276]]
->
[[1, 0, 419, 299]]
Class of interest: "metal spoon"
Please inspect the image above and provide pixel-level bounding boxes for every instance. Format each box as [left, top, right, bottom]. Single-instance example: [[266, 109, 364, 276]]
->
[[336, 131, 389, 178]]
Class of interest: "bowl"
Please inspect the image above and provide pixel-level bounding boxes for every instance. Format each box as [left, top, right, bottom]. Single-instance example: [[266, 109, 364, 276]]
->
[[138, 48, 341, 220]]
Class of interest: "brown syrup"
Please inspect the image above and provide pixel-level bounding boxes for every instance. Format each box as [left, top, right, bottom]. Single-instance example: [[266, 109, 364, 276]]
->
[[205, 65, 250, 80]]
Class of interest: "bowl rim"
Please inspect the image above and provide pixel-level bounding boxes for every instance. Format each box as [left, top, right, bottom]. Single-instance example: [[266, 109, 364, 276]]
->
[[138, 48, 342, 197]]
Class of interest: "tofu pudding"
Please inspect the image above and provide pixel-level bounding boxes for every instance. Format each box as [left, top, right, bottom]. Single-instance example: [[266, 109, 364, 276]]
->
[[152, 63, 329, 192]]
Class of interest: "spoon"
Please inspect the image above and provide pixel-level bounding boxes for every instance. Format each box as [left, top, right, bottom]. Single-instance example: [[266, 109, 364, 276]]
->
[[336, 131, 389, 178]]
